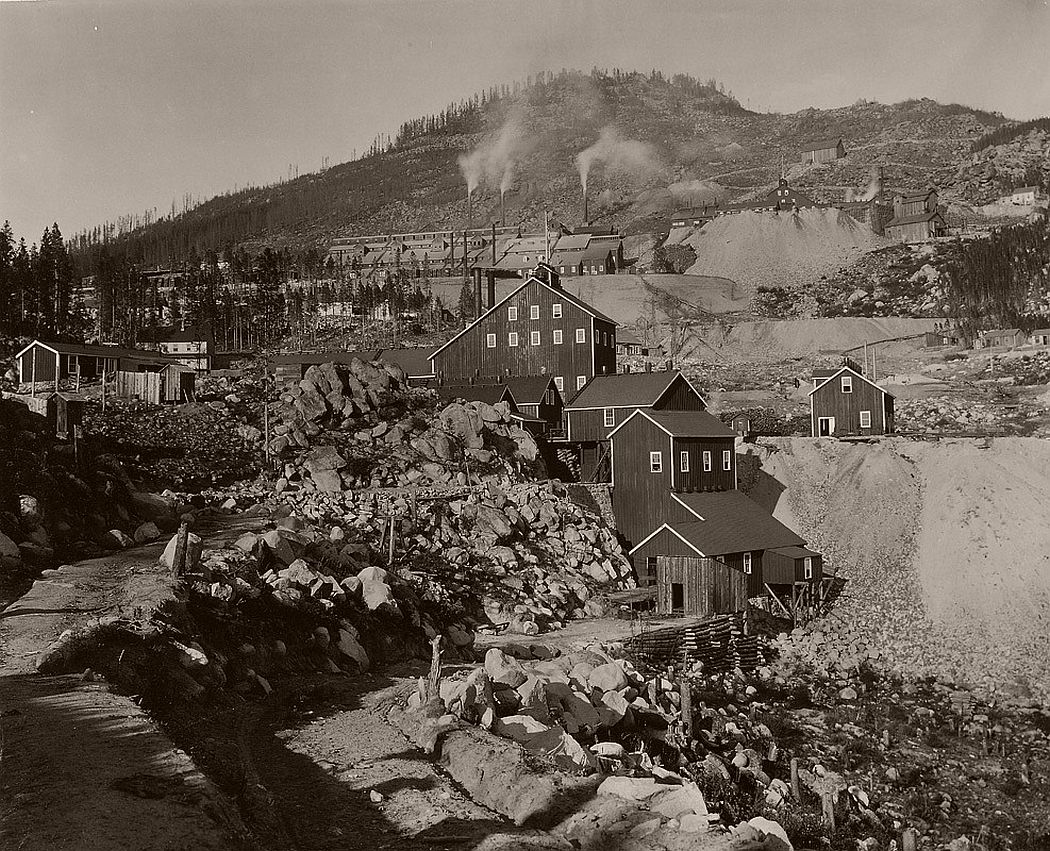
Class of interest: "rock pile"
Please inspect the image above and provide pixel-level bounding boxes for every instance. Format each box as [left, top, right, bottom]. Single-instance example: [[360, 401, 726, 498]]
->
[[267, 360, 543, 491], [894, 395, 1031, 436]]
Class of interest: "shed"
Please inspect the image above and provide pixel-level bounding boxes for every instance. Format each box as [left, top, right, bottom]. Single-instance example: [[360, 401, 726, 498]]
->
[[15, 340, 168, 389], [731, 414, 751, 438], [884, 210, 947, 244], [809, 365, 894, 437], [45, 392, 86, 439], [801, 138, 846, 165], [161, 363, 197, 403], [1030, 329, 1050, 347]]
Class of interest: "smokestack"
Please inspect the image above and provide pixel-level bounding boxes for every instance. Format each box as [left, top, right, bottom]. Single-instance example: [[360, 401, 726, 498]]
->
[[500, 191, 506, 227], [583, 189, 589, 224], [467, 191, 473, 231], [487, 270, 495, 309], [473, 268, 482, 318], [491, 223, 497, 266]]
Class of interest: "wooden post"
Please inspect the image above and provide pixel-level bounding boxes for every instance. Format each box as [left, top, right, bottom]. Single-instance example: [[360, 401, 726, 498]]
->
[[821, 791, 836, 832], [790, 758, 800, 800], [425, 635, 443, 702], [262, 374, 270, 468], [678, 673, 692, 738], [902, 828, 918, 851], [387, 516, 396, 564], [75, 359, 81, 393], [31, 345, 37, 397], [171, 521, 189, 578], [101, 369, 107, 412]]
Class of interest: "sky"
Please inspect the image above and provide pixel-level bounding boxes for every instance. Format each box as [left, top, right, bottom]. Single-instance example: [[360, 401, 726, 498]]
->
[[1, 0, 1048, 240]]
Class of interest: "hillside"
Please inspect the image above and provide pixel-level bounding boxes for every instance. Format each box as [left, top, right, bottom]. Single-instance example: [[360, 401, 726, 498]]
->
[[75, 70, 1025, 265]]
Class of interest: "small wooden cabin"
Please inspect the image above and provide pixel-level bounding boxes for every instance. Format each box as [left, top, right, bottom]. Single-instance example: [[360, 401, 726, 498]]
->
[[809, 365, 894, 437], [16, 340, 167, 390], [161, 363, 197, 403], [801, 138, 846, 165]]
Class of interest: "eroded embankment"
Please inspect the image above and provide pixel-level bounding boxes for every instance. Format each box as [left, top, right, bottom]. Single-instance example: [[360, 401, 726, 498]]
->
[[740, 437, 1050, 703]]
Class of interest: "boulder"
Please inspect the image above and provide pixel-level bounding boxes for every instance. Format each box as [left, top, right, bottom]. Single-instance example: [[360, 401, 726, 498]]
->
[[0, 531, 22, 570], [484, 648, 527, 688], [130, 491, 175, 521], [494, 714, 551, 744], [650, 781, 708, 818], [159, 531, 203, 572], [516, 676, 551, 722], [133, 521, 161, 544], [524, 727, 595, 771], [361, 578, 397, 612], [336, 628, 370, 671], [597, 776, 667, 802], [588, 662, 628, 693]]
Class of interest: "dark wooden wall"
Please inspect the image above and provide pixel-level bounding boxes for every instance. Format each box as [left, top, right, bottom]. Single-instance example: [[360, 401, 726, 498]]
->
[[811, 369, 890, 436], [567, 374, 705, 442], [653, 375, 706, 412], [764, 550, 823, 585], [611, 416, 673, 548], [19, 347, 57, 384], [656, 555, 748, 617], [671, 436, 737, 492]]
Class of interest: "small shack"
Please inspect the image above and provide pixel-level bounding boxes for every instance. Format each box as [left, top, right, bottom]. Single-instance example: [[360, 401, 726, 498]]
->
[[161, 363, 197, 403], [731, 414, 751, 438]]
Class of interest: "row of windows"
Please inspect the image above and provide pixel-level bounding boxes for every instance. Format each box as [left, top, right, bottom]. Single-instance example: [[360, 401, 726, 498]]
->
[[508, 303, 562, 321], [648, 449, 733, 473], [486, 328, 587, 348], [551, 375, 588, 393]]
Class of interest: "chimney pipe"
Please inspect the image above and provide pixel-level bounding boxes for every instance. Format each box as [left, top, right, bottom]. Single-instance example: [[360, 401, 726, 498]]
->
[[467, 191, 473, 231], [491, 222, 497, 267], [487, 270, 496, 309], [583, 189, 589, 224], [473, 267, 482, 318], [500, 192, 506, 227]]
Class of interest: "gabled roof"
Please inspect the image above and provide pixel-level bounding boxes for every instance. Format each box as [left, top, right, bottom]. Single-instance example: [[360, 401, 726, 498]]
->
[[669, 491, 807, 555], [503, 375, 558, 405], [428, 272, 616, 363], [886, 211, 944, 227], [16, 339, 167, 363], [566, 370, 698, 410], [617, 329, 643, 346], [802, 137, 843, 152], [807, 365, 893, 398], [981, 328, 1023, 336], [581, 242, 614, 261], [554, 234, 591, 251], [641, 410, 736, 438], [435, 383, 516, 407], [897, 189, 937, 201], [770, 546, 821, 560]]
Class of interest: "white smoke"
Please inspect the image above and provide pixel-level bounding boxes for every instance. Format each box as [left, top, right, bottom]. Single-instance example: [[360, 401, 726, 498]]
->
[[576, 125, 663, 193], [457, 110, 531, 198], [668, 178, 726, 207], [857, 167, 883, 202]]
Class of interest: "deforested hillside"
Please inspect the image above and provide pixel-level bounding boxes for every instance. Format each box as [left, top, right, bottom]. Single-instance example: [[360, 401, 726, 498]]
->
[[70, 70, 1015, 266], [740, 437, 1050, 703]]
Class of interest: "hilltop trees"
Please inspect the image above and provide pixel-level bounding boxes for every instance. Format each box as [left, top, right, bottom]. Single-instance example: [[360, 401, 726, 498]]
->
[[0, 221, 85, 338]]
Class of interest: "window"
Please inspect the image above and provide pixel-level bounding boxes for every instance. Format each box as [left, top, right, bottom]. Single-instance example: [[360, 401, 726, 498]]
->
[[508, 306, 517, 321], [553, 329, 563, 345], [703, 451, 712, 472], [530, 305, 540, 320], [680, 451, 690, 472], [508, 332, 518, 347], [486, 333, 496, 349], [803, 557, 814, 580], [859, 410, 872, 428], [723, 450, 732, 471], [604, 408, 615, 427], [576, 328, 586, 343], [553, 303, 562, 318], [649, 451, 663, 473], [576, 375, 587, 390], [554, 376, 564, 392], [530, 331, 540, 346], [743, 552, 753, 575], [841, 376, 853, 393]]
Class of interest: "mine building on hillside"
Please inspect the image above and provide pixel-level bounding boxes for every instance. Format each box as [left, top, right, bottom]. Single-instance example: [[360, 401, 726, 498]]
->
[[999, 186, 1046, 206], [629, 490, 811, 614], [884, 210, 947, 243], [801, 138, 846, 165], [616, 329, 647, 357], [757, 178, 819, 211], [809, 364, 895, 437], [608, 408, 736, 550], [428, 264, 616, 393], [1030, 329, 1050, 347]]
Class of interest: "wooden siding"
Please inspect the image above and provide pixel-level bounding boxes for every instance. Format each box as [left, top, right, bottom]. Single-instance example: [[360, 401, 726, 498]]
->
[[18, 346, 57, 384], [671, 436, 736, 492], [567, 373, 704, 442], [764, 550, 823, 585], [656, 556, 748, 617], [431, 279, 616, 385], [611, 416, 674, 549], [886, 217, 945, 244], [115, 371, 162, 405], [811, 369, 892, 437]]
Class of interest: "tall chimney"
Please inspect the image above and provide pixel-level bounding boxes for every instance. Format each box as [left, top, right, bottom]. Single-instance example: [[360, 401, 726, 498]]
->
[[473, 268, 482, 318], [467, 191, 473, 231], [487, 270, 496, 309], [583, 189, 589, 224], [491, 222, 497, 267], [500, 192, 506, 227]]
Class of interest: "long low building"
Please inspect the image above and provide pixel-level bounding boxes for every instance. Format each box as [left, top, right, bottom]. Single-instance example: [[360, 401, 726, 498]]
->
[[16, 340, 171, 386]]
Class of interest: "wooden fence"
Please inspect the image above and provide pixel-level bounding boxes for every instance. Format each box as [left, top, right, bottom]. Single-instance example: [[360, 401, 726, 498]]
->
[[114, 371, 162, 405]]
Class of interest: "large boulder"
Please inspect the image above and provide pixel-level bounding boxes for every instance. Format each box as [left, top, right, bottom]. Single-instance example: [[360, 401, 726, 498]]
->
[[484, 648, 527, 688], [294, 382, 328, 421], [336, 628, 370, 671], [159, 531, 203, 572], [439, 404, 484, 449], [130, 491, 175, 521], [588, 662, 629, 693], [0, 531, 22, 571]]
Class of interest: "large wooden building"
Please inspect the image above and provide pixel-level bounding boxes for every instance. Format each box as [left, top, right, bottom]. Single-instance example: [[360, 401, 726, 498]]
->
[[428, 264, 616, 394], [609, 408, 736, 550], [16, 340, 168, 389], [809, 365, 894, 437]]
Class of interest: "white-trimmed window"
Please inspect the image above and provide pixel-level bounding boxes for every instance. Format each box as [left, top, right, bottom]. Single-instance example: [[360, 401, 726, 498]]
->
[[554, 376, 564, 392], [530, 305, 540, 320], [486, 333, 496, 348], [703, 451, 712, 472], [508, 332, 518, 347], [553, 329, 563, 345], [604, 408, 615, 427], [649, 451, 663, 473], [859, 410, 872, 428], [530, 330, 540, 346], [508, 306, 517, 321], [576, 375, 587, 390], [680, 451, 690, 472], [841, 376, 853, 393], [743, 552, 753, 575], [803, 557, 814, 580], [576, 328, 586, 343], [723, 450, 732, 471], [553, 303, 562, 318]]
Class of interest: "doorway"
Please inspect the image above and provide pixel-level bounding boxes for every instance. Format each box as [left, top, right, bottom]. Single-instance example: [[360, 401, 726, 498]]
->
[[818, 417, 835, 436], [670, 582, 685, 613]]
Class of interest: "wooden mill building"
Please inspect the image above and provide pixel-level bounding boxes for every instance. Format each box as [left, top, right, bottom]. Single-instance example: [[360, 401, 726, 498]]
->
[[809, 364, 895, 437], [608, 408, 737, 550], [428, 264, 616, 395], [16, 340, 168, 389]]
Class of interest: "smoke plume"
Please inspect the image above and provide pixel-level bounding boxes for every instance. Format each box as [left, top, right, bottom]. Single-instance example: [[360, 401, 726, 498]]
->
[[668, 178, 726, 207], [575, 126, 662, 192], [457, 110, 531, 198], [857, 167, 883, 202]]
